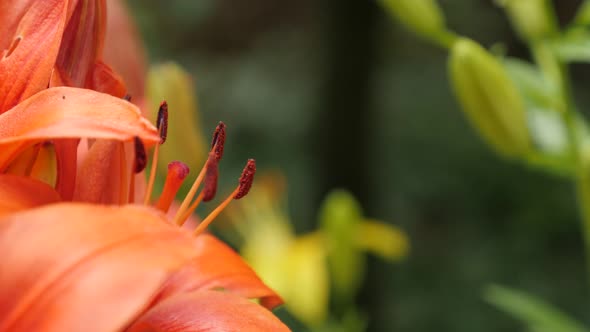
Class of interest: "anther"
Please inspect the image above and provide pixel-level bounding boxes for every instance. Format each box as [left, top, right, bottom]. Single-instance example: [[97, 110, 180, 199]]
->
[[155, 161, 190, 212], [156, 101, 169, 144], [133, 137, 147, 173], [193, 159, 257, 235], [211, 122, 226, 161], [202, 157, 219, 202], [235, 159, 255, 199], [123, 94, 132, 102], [173, 122, 227, 224], [144, 100, 169, 204]]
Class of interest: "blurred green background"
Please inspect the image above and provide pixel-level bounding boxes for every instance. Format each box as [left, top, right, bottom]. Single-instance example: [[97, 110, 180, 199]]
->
[[128, 1, 589, 331]]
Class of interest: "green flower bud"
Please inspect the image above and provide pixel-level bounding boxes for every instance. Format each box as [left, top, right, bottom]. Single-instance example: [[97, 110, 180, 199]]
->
[[380, 0, 454, 47], [497, 0, 557, 41], [147, 63, 207, 179], [449, 38, 530, 157]]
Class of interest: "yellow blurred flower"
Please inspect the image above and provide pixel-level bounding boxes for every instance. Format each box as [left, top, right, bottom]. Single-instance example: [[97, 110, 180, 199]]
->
[[227, 174, 409, 328]]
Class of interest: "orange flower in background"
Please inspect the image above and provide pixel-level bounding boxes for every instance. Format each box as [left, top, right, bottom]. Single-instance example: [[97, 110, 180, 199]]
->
[[0, 0, 289, 331]]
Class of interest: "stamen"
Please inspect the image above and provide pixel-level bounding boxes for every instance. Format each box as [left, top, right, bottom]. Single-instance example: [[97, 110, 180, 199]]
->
[[143, 101, 169, 204], [173, 123, 227, 225], [156, 101, 168, 144], [155, 161, 190, 212], [202, 156, 219, 202], [123, 94, 132, 102], [235, 159, 256, 199], [178, 192, 204, 225], [133, 137, 147, 173], [129, 137, 146, 203], [193, 159, 256, 235], [211, 122, 226, 161]]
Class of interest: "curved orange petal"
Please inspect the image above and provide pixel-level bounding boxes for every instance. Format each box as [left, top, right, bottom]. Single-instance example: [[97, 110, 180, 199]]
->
[[0, 86, 159, 171], [57, 0, 107, 87], [104, 0, 147, 106], [155, 233, 284, 310], [0, 203, 198, 332], [0, 0, 35, 50], [90, 60, 127, 97], [127, 290, 290, 332], [73, 140, 127, 204], [0, 174, 60, 217], [54, 139, 80, 200], [0, 0, 68, 113]]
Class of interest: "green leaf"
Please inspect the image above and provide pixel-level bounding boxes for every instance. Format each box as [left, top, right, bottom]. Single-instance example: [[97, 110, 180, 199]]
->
[[501, 58, 576, 175], [573, 1, 590, 26], [484, 285, 588, 332], [503, 58, 561, 111], [551, 28, 590, 63]]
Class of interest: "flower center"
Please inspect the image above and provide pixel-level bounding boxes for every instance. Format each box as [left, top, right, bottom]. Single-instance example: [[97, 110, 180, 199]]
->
[[138, 101, 255, 235]]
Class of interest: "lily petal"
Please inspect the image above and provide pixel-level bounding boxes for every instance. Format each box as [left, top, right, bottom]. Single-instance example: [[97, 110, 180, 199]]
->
[[73, 140, 126, 204], [0, 203, 198, 332], [127, 290, 290, 332], [0, 0, 68, 113], [0, 203, 286, 331], [57, 0, 107, 87], [104, 0, 147, 104], [156, 233, 284, 310], [0, 87, 159, 171], [90, 60, 127, 97], [0, 1, 33, 49], [0, 174, 60, 217]]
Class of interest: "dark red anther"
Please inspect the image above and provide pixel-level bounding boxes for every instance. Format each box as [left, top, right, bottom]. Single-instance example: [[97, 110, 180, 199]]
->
[[234, 159, 256, 199], [156, 101, 169, 144], [202, 153, 219, 202], [123, 94, 132, 102], [211, 122, 226, 161], [133, 136, 147, 173]]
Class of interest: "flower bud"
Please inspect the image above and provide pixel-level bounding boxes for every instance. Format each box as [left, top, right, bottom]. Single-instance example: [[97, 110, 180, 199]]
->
[[497, 0, 556, 41], [147, 63, 207, 177], [381, 0, 454, 47], [449, 38, 530, 157]]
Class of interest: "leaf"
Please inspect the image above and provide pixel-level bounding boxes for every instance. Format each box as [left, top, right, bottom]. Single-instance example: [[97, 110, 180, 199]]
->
[[502, 58, 561, 111], [551, 28, 590, 63], [484, 285, 588, 332]]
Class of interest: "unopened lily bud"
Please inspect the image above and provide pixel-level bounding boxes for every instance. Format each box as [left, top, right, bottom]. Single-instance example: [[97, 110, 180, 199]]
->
[[449, 38, 530, 157], [497, 0, 556, 41], [380, 0, 454, 47], [147, 63, 207, 178]]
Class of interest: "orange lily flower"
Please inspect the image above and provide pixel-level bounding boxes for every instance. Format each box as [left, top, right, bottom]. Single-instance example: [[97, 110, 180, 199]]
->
[[0, 1, 289, 330]]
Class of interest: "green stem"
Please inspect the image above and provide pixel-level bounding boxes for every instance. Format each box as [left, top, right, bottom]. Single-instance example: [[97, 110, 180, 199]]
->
[[577, 172, 590, 281], [532, 41, 590, 284]]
